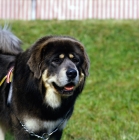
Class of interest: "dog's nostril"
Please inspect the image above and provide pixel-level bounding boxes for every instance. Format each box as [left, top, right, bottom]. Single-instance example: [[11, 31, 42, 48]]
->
[[66, 68, 77, 79]]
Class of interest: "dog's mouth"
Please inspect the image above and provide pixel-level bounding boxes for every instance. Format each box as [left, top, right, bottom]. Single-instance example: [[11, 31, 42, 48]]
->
[[52, 82, 75, 96]]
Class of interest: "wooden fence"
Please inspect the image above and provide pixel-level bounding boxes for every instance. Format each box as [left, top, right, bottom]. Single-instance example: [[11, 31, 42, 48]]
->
[[0, 0, 139, 20]]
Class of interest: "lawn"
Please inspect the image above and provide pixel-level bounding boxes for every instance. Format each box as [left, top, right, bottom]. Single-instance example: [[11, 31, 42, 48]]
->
[[2, 20, 139, 140]]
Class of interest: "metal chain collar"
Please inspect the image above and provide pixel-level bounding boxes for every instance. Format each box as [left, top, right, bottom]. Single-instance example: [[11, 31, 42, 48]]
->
[[16, 108, 72, 140]]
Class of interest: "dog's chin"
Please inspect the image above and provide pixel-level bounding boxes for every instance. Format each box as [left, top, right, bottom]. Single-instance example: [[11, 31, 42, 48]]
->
[[52, 82, 75, 96]]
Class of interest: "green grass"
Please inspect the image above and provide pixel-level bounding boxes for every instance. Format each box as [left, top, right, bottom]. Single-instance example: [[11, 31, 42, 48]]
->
[[1, 20, 139, 140]]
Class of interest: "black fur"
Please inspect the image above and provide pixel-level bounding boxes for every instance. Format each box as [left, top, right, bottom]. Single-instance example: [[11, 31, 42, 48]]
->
[[0, 28, 89, 140]]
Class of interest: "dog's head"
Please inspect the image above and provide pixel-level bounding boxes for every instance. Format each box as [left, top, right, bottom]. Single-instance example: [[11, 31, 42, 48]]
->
[[27, 36, 89, 108]]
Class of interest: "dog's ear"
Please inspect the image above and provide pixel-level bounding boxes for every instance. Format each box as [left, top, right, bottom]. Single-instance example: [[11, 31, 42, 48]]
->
[[27, 36, 52, 79], [27, 47, 42, 79], [82, 50, 90, 76], [78, 44, 90, 77]]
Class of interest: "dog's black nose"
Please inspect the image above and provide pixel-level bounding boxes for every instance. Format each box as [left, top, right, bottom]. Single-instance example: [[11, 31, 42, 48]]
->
[[66, 68, 77, 79]]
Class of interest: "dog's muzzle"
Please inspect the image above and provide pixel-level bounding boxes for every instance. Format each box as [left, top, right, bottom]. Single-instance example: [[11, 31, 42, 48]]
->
[[52, 68, 79, 96]]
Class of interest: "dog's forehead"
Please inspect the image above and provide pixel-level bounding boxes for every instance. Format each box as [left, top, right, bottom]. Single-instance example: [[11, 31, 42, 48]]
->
[[43, 37, 83, 51], [42, 38, 84, 55]]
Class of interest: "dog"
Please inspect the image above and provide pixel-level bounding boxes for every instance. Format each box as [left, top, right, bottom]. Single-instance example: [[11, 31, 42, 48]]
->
[[0, 26, 89, 140]]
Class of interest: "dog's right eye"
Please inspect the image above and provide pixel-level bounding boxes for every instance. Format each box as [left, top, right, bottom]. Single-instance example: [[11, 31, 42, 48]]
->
[[52, 57, 62, 65], [70, 57, 80, 66]]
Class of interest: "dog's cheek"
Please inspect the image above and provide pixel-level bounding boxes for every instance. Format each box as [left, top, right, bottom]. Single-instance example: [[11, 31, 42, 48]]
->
[[42, 69, 57, 84], [42, 69, 48, 82], [42, 70, 62, 108]]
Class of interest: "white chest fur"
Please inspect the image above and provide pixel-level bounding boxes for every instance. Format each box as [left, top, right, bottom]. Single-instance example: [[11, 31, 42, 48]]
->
[[23, 117, 67, 134]]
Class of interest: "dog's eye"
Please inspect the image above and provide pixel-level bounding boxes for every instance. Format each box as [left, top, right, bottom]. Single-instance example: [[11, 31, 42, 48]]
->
[[52, 57, 62, 65], [72, 57, 80, 64]]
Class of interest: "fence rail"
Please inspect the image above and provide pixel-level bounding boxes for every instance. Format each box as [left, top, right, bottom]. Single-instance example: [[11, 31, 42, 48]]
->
[[0, 0, 139, 20]]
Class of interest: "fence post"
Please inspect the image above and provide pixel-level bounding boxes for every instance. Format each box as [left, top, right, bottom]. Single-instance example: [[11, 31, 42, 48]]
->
[[31, 0, 36, 20]]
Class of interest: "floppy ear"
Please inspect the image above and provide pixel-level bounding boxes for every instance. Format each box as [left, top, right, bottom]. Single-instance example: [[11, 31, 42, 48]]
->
[[78, 44, 90, 77], [27, 48, 42, 79], [82, 50, 90, 76]]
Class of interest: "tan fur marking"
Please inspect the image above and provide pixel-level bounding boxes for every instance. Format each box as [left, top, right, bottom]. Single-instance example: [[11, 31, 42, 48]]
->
[[59, 54, 64, 59], [42, 70, 61, 108], [79, 72, 84, 84], [69, 54, 74, 58]]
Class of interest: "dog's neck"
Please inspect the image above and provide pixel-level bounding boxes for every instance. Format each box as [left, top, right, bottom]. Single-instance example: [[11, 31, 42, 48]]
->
[[14, 107, 73, 140]]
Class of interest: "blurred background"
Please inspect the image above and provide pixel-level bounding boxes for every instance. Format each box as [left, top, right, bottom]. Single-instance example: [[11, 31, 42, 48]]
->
[[0, 0, 139, 20], [0, 0, 139, 140]]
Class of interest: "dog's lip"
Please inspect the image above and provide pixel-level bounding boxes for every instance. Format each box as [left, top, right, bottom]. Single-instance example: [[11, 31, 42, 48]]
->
[[52, 82, 75, 94]]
